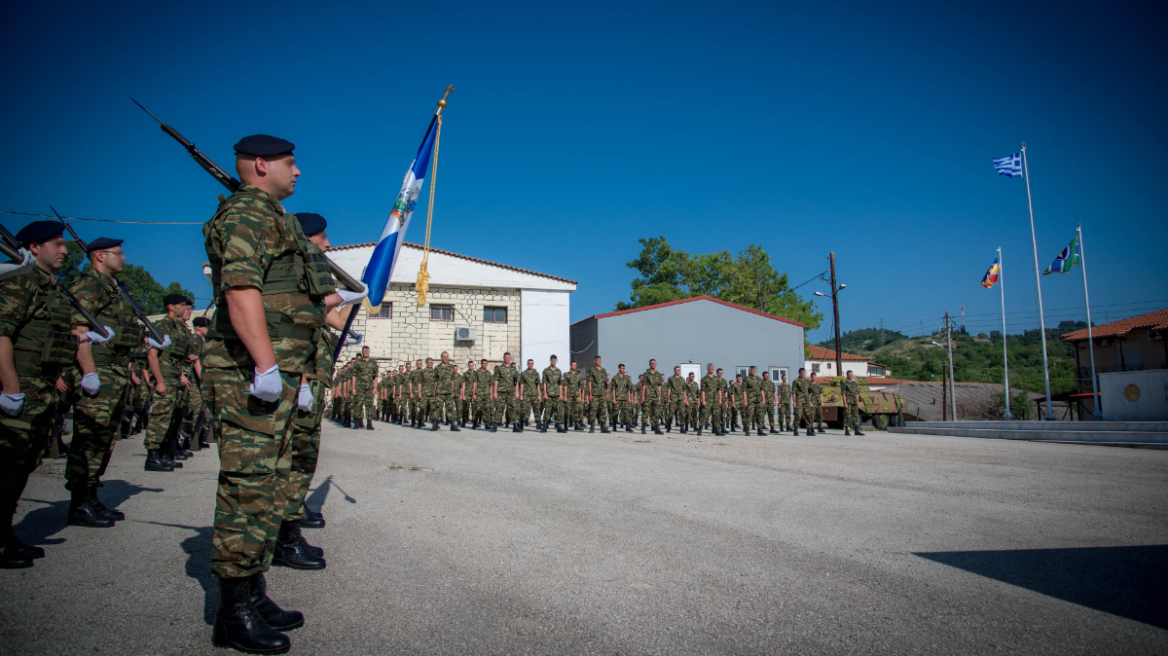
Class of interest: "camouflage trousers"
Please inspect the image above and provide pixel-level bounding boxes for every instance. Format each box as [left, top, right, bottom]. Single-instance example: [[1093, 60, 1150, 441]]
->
[[747, 398, 765, 427], [794, 397, 814, 428], [284, 380, 325, 522], [565, 396, 583, 423], [519, 394, 539, 424], [642, 397, 663, 426], [203, 366, 298, 580], [541, 396, 563, 425], [66, 364, 129, 492], [813, 402, 824, 429], [612, 399, 630, 425], [843, 401, 861, 430], [469, 395, 489, 423], [667, 400, 685, 425], [354, 387, 375, 422], [494, 393, 519, 425], [433, 393, 457, 423], [0, 375, 56, 492], [143, 372, 186, 450], [778, 399, 792, 427], [588, 395, 608, 425], [699, 402, 723, 428], [763, 402, 776, 428]]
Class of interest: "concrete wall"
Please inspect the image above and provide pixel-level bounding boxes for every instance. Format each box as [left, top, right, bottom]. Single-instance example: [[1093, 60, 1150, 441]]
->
[[1100, 370, 1168, 421], [570, 299, 805, 380]]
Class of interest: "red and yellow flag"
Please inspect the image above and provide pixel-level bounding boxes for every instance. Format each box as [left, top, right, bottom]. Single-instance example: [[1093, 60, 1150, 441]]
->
[[980, 257, 1001, 288]]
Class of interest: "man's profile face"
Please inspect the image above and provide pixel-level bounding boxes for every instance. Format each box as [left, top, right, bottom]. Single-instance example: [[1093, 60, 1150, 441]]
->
[[307, 231, 331, 250], [252, 153, 300, 200], [618, 365, 625, 373]]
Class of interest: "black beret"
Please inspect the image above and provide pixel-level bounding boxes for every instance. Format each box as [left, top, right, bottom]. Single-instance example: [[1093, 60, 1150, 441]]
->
[[296, 212, 327, 236], [15, 220, 65, 245], [233, 134, 295, 157], [86, 237, 123, 252], [192, 317, 210, 327], [162, 293, 189, 306]]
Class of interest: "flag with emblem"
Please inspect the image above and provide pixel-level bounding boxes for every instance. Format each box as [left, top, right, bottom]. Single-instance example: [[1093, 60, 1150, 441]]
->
[[1043, 234, 1082, 275], [980, 256, 1001, 288]]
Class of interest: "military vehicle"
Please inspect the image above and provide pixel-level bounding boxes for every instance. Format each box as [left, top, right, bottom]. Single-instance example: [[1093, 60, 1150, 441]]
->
[[819, 376, 904, 430]]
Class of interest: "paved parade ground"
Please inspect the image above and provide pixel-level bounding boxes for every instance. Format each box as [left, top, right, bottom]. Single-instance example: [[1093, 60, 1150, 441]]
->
[[3, 422, 1167, 655]]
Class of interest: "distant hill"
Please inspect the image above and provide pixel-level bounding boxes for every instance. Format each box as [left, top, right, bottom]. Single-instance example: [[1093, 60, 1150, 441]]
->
[[817, 327, 908, 353]]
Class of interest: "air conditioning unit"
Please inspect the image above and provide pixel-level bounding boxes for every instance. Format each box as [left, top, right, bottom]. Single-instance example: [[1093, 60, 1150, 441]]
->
[[455, 326, 476, 342]]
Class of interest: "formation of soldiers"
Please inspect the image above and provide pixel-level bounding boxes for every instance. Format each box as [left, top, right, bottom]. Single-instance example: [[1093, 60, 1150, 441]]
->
[[326, 351, 868, 438]]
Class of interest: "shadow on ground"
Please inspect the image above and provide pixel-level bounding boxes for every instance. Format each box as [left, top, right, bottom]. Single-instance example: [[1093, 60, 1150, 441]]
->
[[149, 522, 216, 624], [916, 545, 1168, 629], [14, 480, 162, 548], [305, 474, 357, 515]]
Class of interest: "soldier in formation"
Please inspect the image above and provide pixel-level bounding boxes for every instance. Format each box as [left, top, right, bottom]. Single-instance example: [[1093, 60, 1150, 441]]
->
[[563, 361, 583, 430], [540, 355, 564, 433], [842, 370, 865, 436], [792, 368, 816, 436], [777, 374, 793, 431], [586, 355, 609, 433], [610, 364, 632, 432], [492, 352, 520, 432]]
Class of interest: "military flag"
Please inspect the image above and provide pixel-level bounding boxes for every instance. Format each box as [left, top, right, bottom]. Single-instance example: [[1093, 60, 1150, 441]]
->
[[979, 256, 1001, 288], [993, 153, 1023, 178], [1043, 234, 1082, 274]]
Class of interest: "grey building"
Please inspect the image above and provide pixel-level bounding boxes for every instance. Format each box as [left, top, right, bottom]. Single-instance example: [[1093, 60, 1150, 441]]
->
[[570, 296, 806, 381]]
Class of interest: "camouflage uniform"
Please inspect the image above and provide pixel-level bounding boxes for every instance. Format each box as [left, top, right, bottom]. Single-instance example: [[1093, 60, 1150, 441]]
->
[[284, 317, 336, 523], [492, 363, 519, 426], [742, 374, 765, 430], [541, 365, 563, 428], [434, 361, 460, 424], [842, 378, 862, 432], [630, 380, 642, 426], [202, 182, 323, 580], [518, 368, 540, 426], [460, 368, 475, 425], [777, 381, 792, 429], [563, 369, 583, 426], [699, 373, 722, 430], [354, 356, 378, 424], [143, 315, 194, 451], [586, 365, 608, 427], [610, 371, 631, 428], [727, 380, 742, 429], [419, 364, 438, 424], [65, 268, 145, 495], [641, 368, 665, 429], [0, 266, 78, 531], [472, 366, 492, 426], [763, 378, 777, 430], [792, 377, 814, 430], [665, 374, 686, 428], [685, 378, 700, 426], [811, 380, 824, 430]]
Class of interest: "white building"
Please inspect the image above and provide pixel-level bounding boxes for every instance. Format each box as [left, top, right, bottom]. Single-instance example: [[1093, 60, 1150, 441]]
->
[[325, 242, 576, 369], [805, 345, 888, 378]]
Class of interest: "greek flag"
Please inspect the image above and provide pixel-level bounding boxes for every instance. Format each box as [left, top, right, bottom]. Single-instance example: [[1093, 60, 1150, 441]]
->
[[361, 115, 439, 312], [993, 153, 1023, 178]]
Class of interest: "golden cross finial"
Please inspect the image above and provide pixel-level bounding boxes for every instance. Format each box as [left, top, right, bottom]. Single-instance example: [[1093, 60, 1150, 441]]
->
[[437, 85, 454, 110]]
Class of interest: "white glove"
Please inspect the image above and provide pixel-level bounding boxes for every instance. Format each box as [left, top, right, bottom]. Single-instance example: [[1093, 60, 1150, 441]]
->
[[147, 334, 172, 349], [346, 331, 362, 345], [0, 249, 35, 283], [0, 393, 24, 417], [249, 365, 282, 402], [81, 372, 102, 396], [336, 283, 369, 308], [297, 383, 314, 412], [86, 326, 115, 344]]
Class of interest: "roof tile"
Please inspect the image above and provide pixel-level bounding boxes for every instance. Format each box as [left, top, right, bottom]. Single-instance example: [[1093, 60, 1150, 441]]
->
[[1061, 308, 1168, 342]]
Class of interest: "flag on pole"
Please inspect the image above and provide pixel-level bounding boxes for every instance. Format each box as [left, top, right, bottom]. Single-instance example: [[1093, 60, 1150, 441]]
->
[[993, 153, 1023, 178], [361, 117, 440, 312], [980, 256, 1001, 288], [1043, 234, 1082, 274]]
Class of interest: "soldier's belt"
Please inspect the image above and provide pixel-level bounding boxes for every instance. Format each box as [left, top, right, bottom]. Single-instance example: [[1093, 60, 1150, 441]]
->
[[91, 349, 131, 367]]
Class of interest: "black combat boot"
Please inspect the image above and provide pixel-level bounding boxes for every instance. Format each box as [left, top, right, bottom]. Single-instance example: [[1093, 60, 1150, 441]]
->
[[249, 573, 305, 631], [654, 424, 664, 435], [67, 488, 114, 528], [144, 449, 174, 472], [88, 487, 124, 521], [300, 509, 326, 529], [490, 422, 497, 433], [367, 420, 374, 430], [680, 422, 688, 434], [539, 421, 547, 433], [515, 419, 524, 433], [160, 447, 183, 469], [212, 576, 291, 654], [844, 429, 852, 436], [806, 428, 815, 436], [431, 419, 439, 431], [588, 421, 594, 434], [1, 487, 40, 567], [449, 419, 460, 432], [641, 422, 647, 434], [697, 425, 703, 436], [855, 428, 865, 436], [272, 520, 326, 570], [600, 421, 610, 434], [757, 427, 766, 436]]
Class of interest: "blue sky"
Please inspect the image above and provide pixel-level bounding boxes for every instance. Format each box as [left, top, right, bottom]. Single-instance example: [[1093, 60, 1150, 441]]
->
[[2, 0, 1164, 344]]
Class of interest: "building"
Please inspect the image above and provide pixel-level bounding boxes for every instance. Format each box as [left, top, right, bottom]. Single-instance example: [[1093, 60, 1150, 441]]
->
[[325, 242, 576, 368], [886, 381, 1043, 422], [569, 296, 805, 381], [1061, 308, 1168, 419], [805, 345, 888, 378]]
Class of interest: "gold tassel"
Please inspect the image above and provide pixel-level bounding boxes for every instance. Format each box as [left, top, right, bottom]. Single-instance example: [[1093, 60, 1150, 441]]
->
[[415, 261, 430, 306]]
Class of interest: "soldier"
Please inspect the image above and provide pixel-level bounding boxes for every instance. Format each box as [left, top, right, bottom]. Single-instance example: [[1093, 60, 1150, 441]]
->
[[188, 316, 212, 448], [201, 134, 364, 652], [741, 367, 764, 436], [61, 235, 145, 526], [1, 222, 103, 566], [142, 294, 194, 471], [761, 371, 777, 434], [811, 376, 825, 432], [586, 355, 609, 433], [518, 359, 540, 430], [356, 347, 378, 429], [685, 372, 700, 430], [395, 365, 407, 423], [663, 366, 685, 433], [460, 360, 474, 426], [640, 359, 665, 435], [472, 359, 492, 430], [541, 355, 564, 433], [563, 361, 583, 431], [416, 357, 436, 430], [492, 352, 520, 432], [842, 370, 865, 436], [431, 351, 460, 431], [610, 364, 632, 432], [726, 375, 743, 433], [402, 361, 416, 427], [630, 374, 643, 430], [792, 368, 815, 436], [698, 364, 721, 436], [777, 374, 793, 431]]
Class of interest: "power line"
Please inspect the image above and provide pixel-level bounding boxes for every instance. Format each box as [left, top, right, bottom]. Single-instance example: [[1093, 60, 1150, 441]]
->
[[0, 209, 203, 225]]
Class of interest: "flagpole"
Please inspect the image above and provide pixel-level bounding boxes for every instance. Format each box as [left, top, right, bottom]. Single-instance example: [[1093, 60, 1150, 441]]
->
[[1021, 143, 1056, 420], [998, 247, 1013, 419], [1077, 223, 1101, 418]]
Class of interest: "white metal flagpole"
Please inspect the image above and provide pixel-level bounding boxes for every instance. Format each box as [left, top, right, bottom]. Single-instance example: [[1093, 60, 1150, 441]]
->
[[1021, 143, 1056, 420], [1077, 223, 1101, 418], [998, 247, 1013, 419]]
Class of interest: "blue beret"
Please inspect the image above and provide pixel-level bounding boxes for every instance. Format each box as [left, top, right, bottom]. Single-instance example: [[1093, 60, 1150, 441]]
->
[[15, 220, 65, 245], [233, 134, 295, 157], [296, 212, 327, 236], [162, 293, 189, 306], [87, 237, 123, 252]]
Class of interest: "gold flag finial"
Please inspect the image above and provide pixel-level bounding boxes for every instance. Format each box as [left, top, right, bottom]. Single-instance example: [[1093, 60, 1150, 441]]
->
[[437, 85, 454, 111]]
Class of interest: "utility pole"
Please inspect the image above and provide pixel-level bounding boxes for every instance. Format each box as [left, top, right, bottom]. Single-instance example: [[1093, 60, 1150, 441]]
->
[[961, 305, 966, 333], [829, 252, 843, 375], [945, 311, 957, 420], [880, 318, 885, 343], [942, 365, 948, 421]]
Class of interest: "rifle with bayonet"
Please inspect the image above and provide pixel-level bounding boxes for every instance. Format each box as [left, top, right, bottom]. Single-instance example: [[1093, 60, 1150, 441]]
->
[[131, 99, 366, 294], [0, 220, 113, 340], [47, 207, 166, 345]]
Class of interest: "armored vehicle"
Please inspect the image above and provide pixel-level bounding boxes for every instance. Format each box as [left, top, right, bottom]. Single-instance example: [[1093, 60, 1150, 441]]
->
[[819, 376, 904, 430]]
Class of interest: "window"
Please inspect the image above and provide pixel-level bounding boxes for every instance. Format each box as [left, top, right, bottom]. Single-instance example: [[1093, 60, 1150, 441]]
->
[[736, 367, 749, 380], [771, 367, 788, 381], [484, 306, 508, 323], [369, 303, 393, 319], [811, 363, 821, 375], [429, 305, 454, 322]]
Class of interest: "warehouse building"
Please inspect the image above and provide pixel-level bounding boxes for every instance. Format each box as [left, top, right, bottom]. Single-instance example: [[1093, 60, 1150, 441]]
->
[[569, 296, 806, 381], [325, 242, 577, 368]]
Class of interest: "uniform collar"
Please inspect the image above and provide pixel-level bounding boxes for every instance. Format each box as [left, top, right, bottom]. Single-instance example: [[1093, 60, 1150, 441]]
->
[[237, 183, 286, 215], [30, 264, 55, 287]]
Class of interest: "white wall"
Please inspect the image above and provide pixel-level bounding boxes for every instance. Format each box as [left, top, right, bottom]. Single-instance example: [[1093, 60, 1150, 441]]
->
[[805, 359, 869, 377], [1100, 370, 1168, 420], [520, 289, 570, 369]]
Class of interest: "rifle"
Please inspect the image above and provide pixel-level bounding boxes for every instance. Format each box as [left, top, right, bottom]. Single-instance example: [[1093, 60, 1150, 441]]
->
[[131, 99, 365, 294], [0, 220, 112, 339], [47, 207, 166, 345]]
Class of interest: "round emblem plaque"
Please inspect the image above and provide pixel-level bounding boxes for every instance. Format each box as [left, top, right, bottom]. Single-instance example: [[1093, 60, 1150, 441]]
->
[[1123, 384, 1141, 402]]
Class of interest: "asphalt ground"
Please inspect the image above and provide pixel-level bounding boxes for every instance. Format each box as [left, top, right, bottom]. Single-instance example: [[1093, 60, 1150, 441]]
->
[[3, 420, 1167, 655]]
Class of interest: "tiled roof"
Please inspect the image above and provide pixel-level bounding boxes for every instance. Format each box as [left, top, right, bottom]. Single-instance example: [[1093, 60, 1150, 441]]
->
[[806, 345, 870, 361], [326, 241, 577, 285], [1061, 308, 1168, 342], [572, 295, 806, 328]]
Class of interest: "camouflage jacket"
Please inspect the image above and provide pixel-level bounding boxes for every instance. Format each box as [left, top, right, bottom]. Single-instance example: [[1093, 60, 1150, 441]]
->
[[810, 381, 823, 407], [763, 380, 777, 404], [68, 268, 144, 359], [728, 382, 743, 407], [153, 315, 193, 377], [494, 363, 519, 395], [842, 379, 861, 404], [562, 370, 583, 398], [419, 366, 438, 396], [685, 379, 699, 403], [700, 374, 720, 404], [354, 357, 379, 389], [542, 366, 563, 397], [587, 366, 608, 395], [641, 369, 664, 399], [778, 382, 792, 402], [742, 374, 765, 402], [519, 369, 541, 397], [666, 374, 686, 402], [792, 378, 813, 403], [0, 264, 77, 379], [610, 372, 631, 398], [203, 183, 320, 373], [435, 361, 459, 395], [462, 369, 476, 397], [473, 368, 493, 397]]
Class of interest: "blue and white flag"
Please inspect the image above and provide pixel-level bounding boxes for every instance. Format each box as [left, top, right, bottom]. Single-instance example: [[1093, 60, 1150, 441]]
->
[[361, 116, 440, 312], [993, 153, 1023, 178]]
